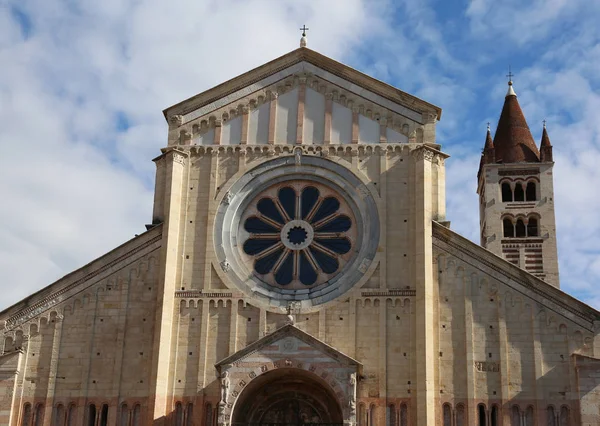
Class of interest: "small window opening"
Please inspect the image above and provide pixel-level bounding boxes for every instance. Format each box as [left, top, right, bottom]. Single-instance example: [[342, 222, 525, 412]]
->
[[503, 218, 515, 237], [175, 402, 183, 426], [120, 404, 129, 426], [511, 405, 520, 426], [491, 405, 498, 426], [501, 182, 513, 202], [478, 404, 487, 426], [515, 219, 526, 237], [525, 406, 534, 426], [100, 404, 108, 426], [186, 404, 194, 426], [443, 404, 452, 426], [87, 405, 96, 426], [455, 404, 465, 426], [526, 182, 536, 201], [527, 218, 538, 237], [547, 406, 555, 426], [132, 404, 141, 426], [514, 183, 525, 201], [21, 403, 32, 426], [560, 406, 570, 426], [387, 404, 397, 426]]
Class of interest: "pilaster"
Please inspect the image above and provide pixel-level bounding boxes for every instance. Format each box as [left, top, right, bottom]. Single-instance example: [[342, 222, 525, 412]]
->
[[296, 80, 306, 144], [148, 150, 187, 425], [268, 92, 278, 144], [42, 315, 64, 426], [413, 147, 436, 426]]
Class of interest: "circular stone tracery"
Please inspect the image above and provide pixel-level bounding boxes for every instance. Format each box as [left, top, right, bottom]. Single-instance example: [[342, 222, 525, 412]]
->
[[241, 182, 355, 289], [281, 220, 313, 250]]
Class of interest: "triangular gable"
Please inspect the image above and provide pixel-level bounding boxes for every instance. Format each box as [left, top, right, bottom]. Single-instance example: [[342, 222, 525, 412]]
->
[[432, 221, 600, 329], [164, 48, 441, 122], [163, 48, 441, 147], [215, 323, 362, 372]]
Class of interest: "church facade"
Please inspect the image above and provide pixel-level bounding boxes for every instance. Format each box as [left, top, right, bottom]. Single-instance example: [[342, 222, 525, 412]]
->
[[1, 40, 599, 426]]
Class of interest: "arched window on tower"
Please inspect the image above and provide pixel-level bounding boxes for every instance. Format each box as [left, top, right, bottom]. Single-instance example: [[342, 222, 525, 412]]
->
[[526, 182, 537, 201], [527, 218, 539, 237], [491, 405, 499, 426], [478, 404, 487, 426], [516, 219, 526, 237], [547, 406, 556, 426], [443, 404, 452, 426], [514, 183, 525, 201], [502, 182, 513, 202], [504, 218, 515, 237]]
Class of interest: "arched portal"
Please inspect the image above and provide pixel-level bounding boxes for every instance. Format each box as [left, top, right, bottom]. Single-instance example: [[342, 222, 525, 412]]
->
[[231, 368, 344, 426]]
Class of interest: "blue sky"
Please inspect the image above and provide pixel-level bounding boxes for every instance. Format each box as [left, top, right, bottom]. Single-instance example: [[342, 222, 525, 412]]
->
[[1, 0, 600, 309]]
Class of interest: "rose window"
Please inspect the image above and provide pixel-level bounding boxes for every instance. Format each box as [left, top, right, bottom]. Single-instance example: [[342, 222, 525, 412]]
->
[[241, 182, 355, 288]]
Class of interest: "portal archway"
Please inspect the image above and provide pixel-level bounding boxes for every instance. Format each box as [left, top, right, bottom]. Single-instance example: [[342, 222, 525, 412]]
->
[[231, 368, 344, 426]]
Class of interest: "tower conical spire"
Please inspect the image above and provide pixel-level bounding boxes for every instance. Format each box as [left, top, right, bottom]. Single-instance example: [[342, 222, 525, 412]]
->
[[484, 122, 494, 150], [492, 80, 540, 163], [540, 120, 553, 162]]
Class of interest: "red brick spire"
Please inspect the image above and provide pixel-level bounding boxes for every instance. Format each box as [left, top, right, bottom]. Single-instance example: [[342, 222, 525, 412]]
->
[[492, 81, 540, 163], [540, 120, 553, 162], [478, 124, 496, 177]]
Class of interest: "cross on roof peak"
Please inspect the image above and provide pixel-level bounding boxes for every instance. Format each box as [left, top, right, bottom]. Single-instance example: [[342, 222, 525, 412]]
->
[[300, 25, 309, 37], [506, 66, 514, 84]]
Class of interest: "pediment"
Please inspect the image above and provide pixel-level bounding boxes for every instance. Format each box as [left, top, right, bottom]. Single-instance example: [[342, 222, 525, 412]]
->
[[215, 323, 361, 371], [164, 48, 441, 146]]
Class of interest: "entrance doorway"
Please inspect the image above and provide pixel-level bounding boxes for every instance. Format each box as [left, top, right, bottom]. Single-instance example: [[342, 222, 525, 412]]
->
[[231, 368, 344, 426]]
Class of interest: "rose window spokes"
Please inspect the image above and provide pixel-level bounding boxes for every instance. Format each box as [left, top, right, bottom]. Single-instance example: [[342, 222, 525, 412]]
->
[[242, 185, 352, 286]]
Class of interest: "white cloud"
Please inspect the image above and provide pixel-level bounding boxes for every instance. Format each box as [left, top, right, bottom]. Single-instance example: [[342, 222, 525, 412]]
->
[[0, 0, 399, 310]]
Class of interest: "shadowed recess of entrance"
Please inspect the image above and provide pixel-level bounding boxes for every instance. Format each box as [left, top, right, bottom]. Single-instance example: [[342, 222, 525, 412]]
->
[[231, 368, 343, 426]]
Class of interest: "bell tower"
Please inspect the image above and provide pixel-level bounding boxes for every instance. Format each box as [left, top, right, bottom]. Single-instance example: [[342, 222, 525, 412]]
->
[[477, 80, 560, 287]]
